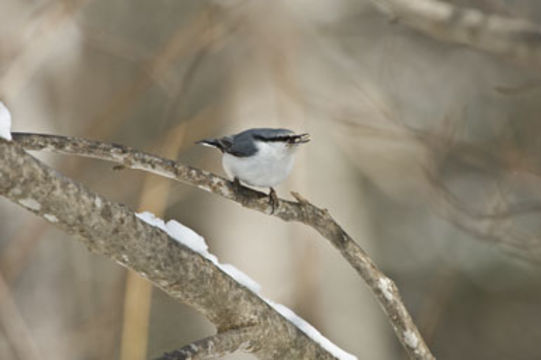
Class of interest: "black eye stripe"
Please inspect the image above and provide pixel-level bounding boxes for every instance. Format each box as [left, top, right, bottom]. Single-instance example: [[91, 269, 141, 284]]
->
[[254, 135, 301, 143]]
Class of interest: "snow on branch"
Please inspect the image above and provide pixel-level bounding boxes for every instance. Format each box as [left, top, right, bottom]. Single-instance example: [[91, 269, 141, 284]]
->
[[10, 132, 434, 360], [367, 0, 541, 71], [0, 139, 349, 359], [0, 102, 12, 141], [136, 211, 262, 292], [138, 211, 355, 359]]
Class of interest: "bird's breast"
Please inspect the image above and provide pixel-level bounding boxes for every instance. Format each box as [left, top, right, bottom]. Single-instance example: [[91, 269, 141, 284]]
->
[[222, 142, 295, 188]]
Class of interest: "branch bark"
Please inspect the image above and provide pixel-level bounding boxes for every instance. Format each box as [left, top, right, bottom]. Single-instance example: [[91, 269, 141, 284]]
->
[[11, 132, 434, 360], [366, 0, 541, 71], [0, 138, 341, 359], [157, 326, 260, 360]]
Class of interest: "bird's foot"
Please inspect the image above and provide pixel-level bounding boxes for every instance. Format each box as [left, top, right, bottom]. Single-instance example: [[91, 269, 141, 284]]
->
[[232, 177, 242, 193], [269, 187, 279, 214], [232, 177, 251, 205]]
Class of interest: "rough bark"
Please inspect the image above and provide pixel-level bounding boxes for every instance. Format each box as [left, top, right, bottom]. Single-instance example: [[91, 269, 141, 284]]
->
[[0, 138, 340, 359], [11, 133, 434, 360]]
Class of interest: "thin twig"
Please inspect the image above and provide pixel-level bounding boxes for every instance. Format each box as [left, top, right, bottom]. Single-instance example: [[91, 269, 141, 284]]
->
[[424, 167, 541, 263], [12, 132, 434, 360], [86, 6, 230, 138], [366, 0, 541, 72]]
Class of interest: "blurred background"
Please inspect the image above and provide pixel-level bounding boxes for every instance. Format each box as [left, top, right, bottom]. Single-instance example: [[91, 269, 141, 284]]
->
[[1, 0, 541, 359]]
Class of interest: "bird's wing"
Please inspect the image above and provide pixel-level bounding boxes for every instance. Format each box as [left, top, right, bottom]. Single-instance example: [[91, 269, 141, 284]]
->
[[227, 135, 258, 157]]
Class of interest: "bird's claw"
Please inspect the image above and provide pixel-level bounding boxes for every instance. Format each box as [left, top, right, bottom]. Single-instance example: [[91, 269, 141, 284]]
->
[[269, 188, 279, 214], [232, 177, 242, 193]]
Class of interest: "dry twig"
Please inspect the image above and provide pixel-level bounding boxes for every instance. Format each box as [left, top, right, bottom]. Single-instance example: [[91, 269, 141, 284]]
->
[[367, 0, 541, 71]]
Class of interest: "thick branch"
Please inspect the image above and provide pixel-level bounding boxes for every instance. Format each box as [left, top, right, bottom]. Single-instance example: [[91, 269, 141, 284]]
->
[[0, 139, 339, 360], [12, 132, 434, 360], [367, 0, 541, 71], [157, 326, 260, 360]]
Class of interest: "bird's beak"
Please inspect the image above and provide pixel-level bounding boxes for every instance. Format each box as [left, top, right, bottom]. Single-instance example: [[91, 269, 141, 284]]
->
[[296, 133, 311, 143]]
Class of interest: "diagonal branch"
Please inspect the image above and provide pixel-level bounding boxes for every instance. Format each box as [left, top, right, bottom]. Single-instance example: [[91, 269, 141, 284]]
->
[[366, 0, 541, 71], [156, 326, 260, 360], [0, 138, 341, 360], [11, 132, 434, 360]]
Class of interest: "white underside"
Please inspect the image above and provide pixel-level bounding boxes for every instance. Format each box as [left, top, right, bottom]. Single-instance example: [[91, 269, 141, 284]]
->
[[222, 141, 296, 188]]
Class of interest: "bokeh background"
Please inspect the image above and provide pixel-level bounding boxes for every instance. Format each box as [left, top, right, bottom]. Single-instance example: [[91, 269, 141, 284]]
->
[[1, 0, 541, 359]]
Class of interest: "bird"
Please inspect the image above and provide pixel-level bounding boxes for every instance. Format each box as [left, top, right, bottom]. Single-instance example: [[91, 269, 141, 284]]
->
[[196, 128, 310, 209]]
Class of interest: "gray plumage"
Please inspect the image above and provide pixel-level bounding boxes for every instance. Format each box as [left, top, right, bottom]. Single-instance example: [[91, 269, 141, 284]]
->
[[196, 128, 303, 157], [196, 128, 310, 188]]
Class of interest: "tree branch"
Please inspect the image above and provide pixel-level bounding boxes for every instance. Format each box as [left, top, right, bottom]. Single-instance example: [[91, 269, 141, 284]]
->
[[0, 138, 342, 359], [11, 132, 434, 360], [157, 326, 260, 360], [366, 0, 541, 71]]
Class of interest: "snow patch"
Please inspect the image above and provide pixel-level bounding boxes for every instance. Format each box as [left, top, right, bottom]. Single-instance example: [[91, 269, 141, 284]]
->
[[403, 329, 419, 349], [267, 300, 358, 360], [165, 219, 208, 255], [219, 263, 262, 293], [43, 214, 58, 223], [378, 277, 394, 301], [136, 210, 356, 360], [137, 212, 263, 292], [137, 212, 233, 267], [0, 101, 12, 141], [136, 211, 167, 231], [18, 198, 41, 211]]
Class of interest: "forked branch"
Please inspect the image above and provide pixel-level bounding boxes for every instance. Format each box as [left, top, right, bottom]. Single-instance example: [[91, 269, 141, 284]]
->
[[0, 139, 342, 359], [11, 132, 434, 360]]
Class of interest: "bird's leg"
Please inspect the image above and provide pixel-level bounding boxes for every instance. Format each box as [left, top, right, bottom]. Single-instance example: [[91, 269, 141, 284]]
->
[[232, 177, 252, 206], [269, 187, 279, 213]]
